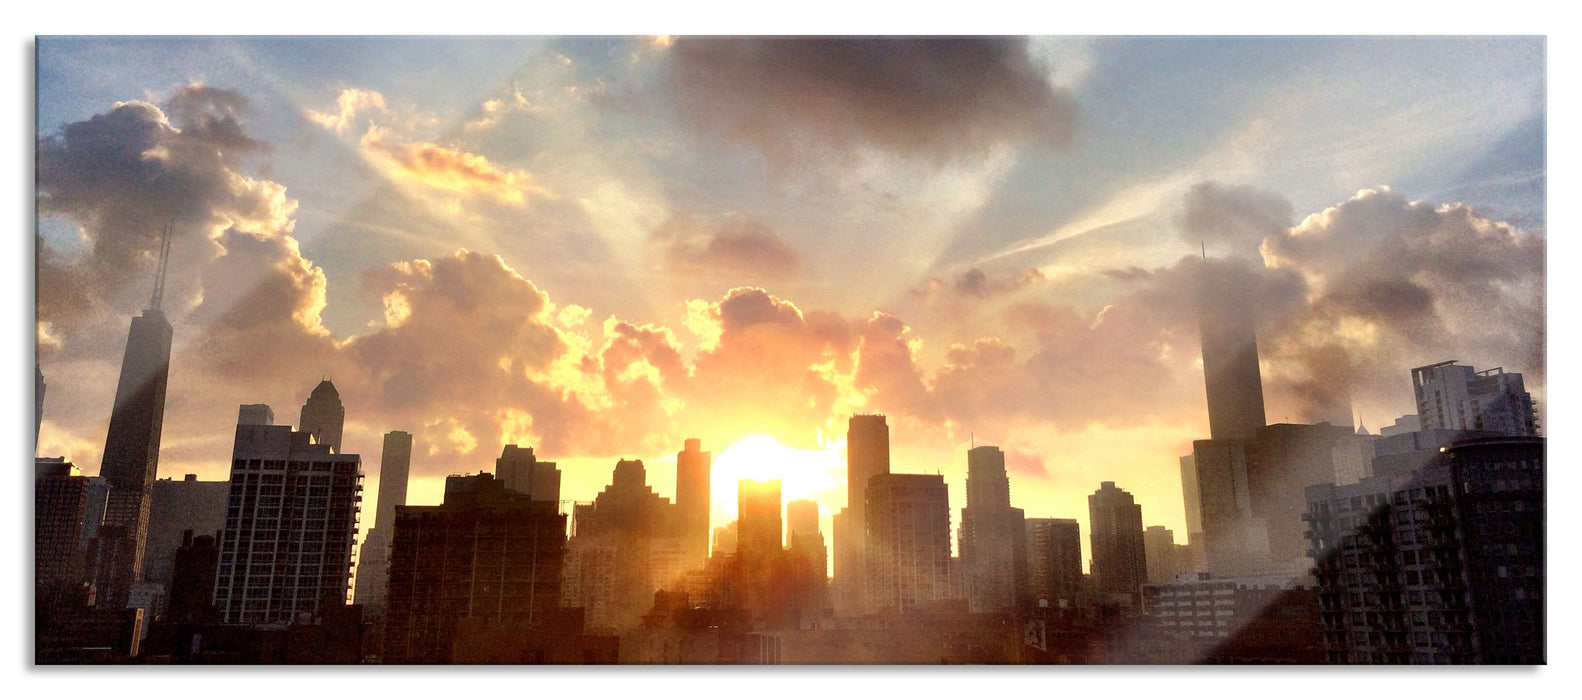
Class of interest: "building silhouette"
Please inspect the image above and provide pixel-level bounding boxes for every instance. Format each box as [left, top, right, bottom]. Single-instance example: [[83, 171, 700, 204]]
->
[[142, 473, 228, 612], [298, 379, 345, 453], [737, 479, 783, 560], [835, 414, 889, 616], [675, 438, 712, 566], [90, 262, 174, 609], [562, 459, 676, 630], [786, 498, 829, 615], [1142, 526, 1190, 585], [496, 444, 560, 502], [1025, 518, 1082, 609], [354, 430, 414, 622], [383, 472, 568, 664], [214, 419, 362, 625], [36, 364, 45, 448], [1412, 361, 1539, 437], [864, 473, 952, 614], [957, 445, 1028, 613], [1304, 436, 1544, 663], [1088, 482, 1146, 606], [36, 457, 89, 590]]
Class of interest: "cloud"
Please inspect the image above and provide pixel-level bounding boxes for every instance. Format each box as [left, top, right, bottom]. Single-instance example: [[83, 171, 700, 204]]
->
[[651, 214, 801, 280], [1258, 187, 1544, 422], [1176, 181, 1293, 256], [666, 37, 1077, 164], [912, 266, 1045, 302], [360, 126, 553, 206], [307, 88, 388, 133]]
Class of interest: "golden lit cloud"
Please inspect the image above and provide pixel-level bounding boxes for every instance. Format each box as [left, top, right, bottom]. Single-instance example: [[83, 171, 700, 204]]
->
[[360, 125, 553, 206]]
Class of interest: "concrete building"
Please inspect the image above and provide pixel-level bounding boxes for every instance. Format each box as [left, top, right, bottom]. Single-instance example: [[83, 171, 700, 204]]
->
[[958, 445, 1027, 613], [1025, 518, 1082, 609], [1412, 361, 1539, 437], [1304, 436, 1544, 664], [213, 422, 362, 625], [1088, 482, 1146, 606], [383, 472, 568, 664], [297, 379, 345, 453], [864, 473, 952, 614], [354, 430, 414, 621]]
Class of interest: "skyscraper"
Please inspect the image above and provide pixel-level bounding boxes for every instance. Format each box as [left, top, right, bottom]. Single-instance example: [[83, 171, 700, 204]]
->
[[1024, 518, 1082, 609], [737, 479, 783, 561], [1197, 260, 1267, 441], [836, 414, 890, 616], [355, 430, 413, 619], [237, 403, 274, 426], [36, 457, 89, 589], [958, 445, 1027, 613], [91, 252, 174, 608], [496, 444, 560, 502], [865, 473, 952, 614], [1412, 361, 1540, 436], [1088, 482, 1146, 605], [213, 422, 362, 625], [675, 438, 711, 565], [36, 364, 45, 448], [298, 379, 346, 453]]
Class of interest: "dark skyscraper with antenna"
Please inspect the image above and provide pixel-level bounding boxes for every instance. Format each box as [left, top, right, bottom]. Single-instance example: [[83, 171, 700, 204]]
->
[[89, 224, 174, 609], [1197, 258, 1267, 441]]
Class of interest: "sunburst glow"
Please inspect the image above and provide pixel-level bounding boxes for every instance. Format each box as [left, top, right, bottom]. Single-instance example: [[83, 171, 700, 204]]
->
[[710, 433, 844, 523]]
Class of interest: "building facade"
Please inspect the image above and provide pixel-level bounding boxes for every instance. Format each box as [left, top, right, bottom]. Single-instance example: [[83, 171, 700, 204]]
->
[[1412, 361, 1539, 437], [1088, 482, 1147, 605], [864, 473, 952, 614], [957, 445, 1027, 613]]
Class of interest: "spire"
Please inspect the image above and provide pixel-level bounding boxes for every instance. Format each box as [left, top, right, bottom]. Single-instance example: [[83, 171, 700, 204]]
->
[[148, 221, 172, 312]]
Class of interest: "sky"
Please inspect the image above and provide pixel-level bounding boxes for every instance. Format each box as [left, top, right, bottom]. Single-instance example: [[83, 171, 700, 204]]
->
[[31, 35, 1548, 573]]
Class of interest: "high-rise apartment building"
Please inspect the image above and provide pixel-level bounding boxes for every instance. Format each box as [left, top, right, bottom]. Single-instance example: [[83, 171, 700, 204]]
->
[[865, 473, 952, 614], [675, 438, 712, 565], [383, 472, 567, 664], [91, 302, 173, 609], [1088, 482, 1146, 605], [1304, 436, 1544, 664], [355, 430, 413, 620], [1412, 361, 1539, 437], [213, 422, 362, 625], [958, 445, 1027, 612], [1025, 518, 1082, 609], [298, 379, 345, 453]]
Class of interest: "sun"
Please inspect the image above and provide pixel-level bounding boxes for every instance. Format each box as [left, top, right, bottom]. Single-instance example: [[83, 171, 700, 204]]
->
[[710, 433, 844, 524]]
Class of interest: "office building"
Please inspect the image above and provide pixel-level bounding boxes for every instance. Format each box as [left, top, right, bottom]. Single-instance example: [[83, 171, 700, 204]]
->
[[787, 499, 829, 613], [1304, 436, 1544, 664], [143, 474, 228, 607], [1143, 526, 1190, 585], [675, 438, 712, 565], [1197, 260, 1267, 441], [383, 473, 568, 664], [213, 422, 362, 625], [237, 404, 274, 426], [864, 473, 952, 614], [90, 299, 173, 608], [1412, 361, 1539, 437], [36, 457, 89, 588], [1088, 482, 1146, 605], [836, 415, 890, 616], [354, 430, 413, 620], [298, 379, 345, 453], [562, 459, 674, 630], [958, 445, 1027, 612]]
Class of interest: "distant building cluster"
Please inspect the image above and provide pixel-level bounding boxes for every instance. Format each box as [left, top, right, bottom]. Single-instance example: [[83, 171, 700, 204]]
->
[[34, 252, 1543, 664]]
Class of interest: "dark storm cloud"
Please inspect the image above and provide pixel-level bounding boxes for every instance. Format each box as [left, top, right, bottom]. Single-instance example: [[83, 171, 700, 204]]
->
[[651, 214, 801, 280], [666, 37, 1077, 163]]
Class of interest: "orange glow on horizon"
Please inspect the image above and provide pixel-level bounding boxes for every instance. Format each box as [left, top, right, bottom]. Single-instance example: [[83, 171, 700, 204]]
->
[[710, 433, 844, 525]]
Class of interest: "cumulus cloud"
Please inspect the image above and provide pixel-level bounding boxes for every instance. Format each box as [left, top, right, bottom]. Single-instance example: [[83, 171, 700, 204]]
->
[[306, 88, 388, 133], [1176, 181, 1293, 256], [651, 214, 801, 280], [360, 126, 554, 205], [912, 266, 1045, 301], [666, 37, 1077, 164], [1258, 187, 1544, 422]]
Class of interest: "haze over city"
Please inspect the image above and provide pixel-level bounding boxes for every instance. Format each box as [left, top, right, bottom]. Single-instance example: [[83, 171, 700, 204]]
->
[[35, 35, 1545, 573]]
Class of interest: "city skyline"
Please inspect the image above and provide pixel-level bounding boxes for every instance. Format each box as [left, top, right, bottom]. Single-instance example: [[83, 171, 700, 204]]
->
[[34, 36, 1545, 575]]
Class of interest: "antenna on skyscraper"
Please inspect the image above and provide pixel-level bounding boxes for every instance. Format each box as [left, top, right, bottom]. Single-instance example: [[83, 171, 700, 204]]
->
[[1201, 241, 1206, 260], [149, 220, 172, 312]]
